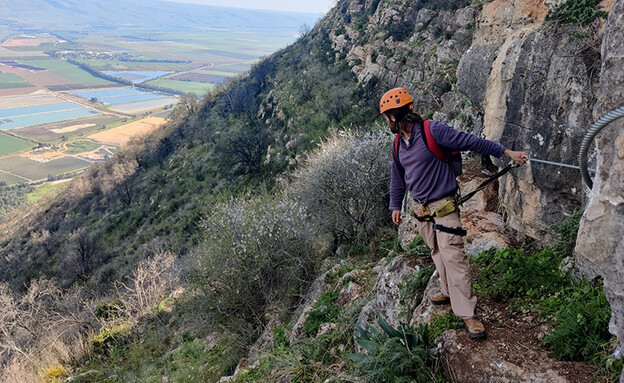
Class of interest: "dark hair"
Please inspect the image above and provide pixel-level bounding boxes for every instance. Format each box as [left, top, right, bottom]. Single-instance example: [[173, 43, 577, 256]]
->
[[384, 104, 423, 134]]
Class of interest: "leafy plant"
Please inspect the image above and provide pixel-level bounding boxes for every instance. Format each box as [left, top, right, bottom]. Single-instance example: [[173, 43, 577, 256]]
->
[[91, 323, 132, 356], [189, 194, 316, 338], [42, 365, 69, 383], [471, 247, 567, 300], [399, 267, 435, 320], [303, 291, 341, 337], [428, 312, 465, 340], [542, 282, 612, 361], [547, 0, 608, 26], [288, 130, 392, 247], [348, 316, 434, 382], [405, 235, 430, 256]]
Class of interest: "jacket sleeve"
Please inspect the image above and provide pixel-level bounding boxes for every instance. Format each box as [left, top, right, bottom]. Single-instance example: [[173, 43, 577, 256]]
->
[[389, 149, 406, 211], [429, 121, 506, 158]]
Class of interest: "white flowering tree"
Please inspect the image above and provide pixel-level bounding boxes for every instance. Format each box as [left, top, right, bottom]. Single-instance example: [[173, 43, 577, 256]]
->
[[190, 195, 316, 336], [287, 130, 392, 250]]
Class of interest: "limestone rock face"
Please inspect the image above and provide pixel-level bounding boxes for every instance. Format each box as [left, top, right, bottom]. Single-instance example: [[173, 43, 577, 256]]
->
[[458, 0, 598, 237], [574, 1, 624, 380]]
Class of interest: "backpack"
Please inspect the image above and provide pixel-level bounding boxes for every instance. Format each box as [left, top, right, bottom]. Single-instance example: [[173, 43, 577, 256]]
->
[[393, 120, 463, 176]]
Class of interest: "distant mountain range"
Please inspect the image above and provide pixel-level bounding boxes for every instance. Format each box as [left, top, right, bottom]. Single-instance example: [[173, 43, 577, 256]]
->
[[0, 0, 320, 33]]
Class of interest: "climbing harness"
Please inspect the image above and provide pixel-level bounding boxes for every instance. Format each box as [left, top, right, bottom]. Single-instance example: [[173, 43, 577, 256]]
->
[[579, 105, 624, 188], [411, 160, 521, 236]]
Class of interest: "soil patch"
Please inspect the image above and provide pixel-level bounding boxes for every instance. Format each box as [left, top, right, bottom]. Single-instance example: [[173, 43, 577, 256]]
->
[[88, 117, 165, 146]]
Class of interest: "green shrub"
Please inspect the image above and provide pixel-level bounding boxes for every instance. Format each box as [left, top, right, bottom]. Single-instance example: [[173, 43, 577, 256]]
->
[[94, 300, 125, 320], [324, 264, 356, 285], [429, 312, 465, 340], [547, 0, 608, 26], [550, 209, 582, 258], [399, 267, 435, 320], [349, 316, 434, 383], [288, 131, 392, 247], [42, 365, 69, 383], [416, 266, 435, 291], [471, 211, 617, 379], [189, 194, 316, 338], [303, 291, 340, 337], [542, 282, 612, 361], [471, 247, 567, 300], [91, 323, 132, 356]]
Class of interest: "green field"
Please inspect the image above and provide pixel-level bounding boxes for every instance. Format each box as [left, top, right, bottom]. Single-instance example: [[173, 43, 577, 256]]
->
[[78, 59, 193, 72], [195, 69, 240, 77], [0, 133, 34, 155], [21, 57, 113, 85], [147, 79, 215, 95], [26, 180, 70, 202], [0, 73, 34, 89], [0, 171, 29, 185], [0, 155, 90, 181], [65, 140, 101, 154]]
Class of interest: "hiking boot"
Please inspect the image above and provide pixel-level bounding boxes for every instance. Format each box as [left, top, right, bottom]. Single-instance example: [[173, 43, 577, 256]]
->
[[429, 293, 450, 305], [464, 318, 486, 339]]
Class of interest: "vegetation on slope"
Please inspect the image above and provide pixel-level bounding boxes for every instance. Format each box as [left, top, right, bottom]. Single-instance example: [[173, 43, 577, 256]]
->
[[0, 0, 618, 381]]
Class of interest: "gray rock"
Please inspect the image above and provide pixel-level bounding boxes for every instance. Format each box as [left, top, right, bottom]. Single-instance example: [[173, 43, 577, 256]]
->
[[356, 255, 420, 330], [336, 280, 363, 307], [288, 262, 344, 342], [457, 41, 504, 109], [574, 3, 624, 380], [410, 271, 452, 326]]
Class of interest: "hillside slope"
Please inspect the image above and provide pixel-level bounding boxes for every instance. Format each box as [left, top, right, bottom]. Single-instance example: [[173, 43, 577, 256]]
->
[[0, 0, 622, 382]]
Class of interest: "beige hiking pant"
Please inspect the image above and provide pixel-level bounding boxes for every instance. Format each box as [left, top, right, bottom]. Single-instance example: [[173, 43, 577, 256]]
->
[[415, 196, 476, 319]]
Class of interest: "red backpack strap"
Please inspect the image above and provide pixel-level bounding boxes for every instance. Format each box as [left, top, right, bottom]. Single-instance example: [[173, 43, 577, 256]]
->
[[423, 120, 446, 162], [393, 133, 400, 161]]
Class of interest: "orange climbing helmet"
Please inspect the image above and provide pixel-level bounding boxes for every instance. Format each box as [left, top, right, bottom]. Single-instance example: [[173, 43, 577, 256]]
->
[[379, 87, 414, 114]]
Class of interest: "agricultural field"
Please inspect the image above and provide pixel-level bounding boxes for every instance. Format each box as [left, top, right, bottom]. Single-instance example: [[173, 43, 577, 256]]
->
[[0, 33, 66, 47], [103, 71, 171, 83], [0, 132, 33, 155], [146, 79, 215, 95], [0, 171, 28, 185], [88, 117, 166, 146], [69, 87, 172, 105], [0, 155, 90, 182], [26, 179, 71, 203], [0, 73, 34, 89], [0, 14, 305, 193], [109, 97, 178, 114], [0, 96, 101, 130]]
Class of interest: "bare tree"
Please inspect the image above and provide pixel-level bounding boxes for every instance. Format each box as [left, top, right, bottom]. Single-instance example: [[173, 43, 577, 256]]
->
[[70, 228, 98, 279], [115, 250, 178, 322]]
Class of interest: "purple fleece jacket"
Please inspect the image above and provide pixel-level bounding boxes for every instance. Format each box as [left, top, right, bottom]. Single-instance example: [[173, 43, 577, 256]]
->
[[389, 120, 505, 210]]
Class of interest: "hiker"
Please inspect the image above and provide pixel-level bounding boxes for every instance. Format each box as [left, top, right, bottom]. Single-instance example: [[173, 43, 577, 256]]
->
[[382, 88, 528, 339]]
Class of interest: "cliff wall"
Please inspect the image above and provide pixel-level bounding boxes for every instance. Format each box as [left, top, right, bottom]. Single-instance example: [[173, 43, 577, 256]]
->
[[322, 0, 622, 373], [575, 0, 624, 375]]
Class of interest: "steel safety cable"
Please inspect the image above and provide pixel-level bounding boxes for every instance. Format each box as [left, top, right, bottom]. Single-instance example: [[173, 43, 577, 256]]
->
[[579, 106, 624, 188]]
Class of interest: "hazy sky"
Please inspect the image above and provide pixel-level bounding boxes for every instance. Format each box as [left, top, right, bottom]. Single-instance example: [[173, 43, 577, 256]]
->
[[165, 0, 335, 14]]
